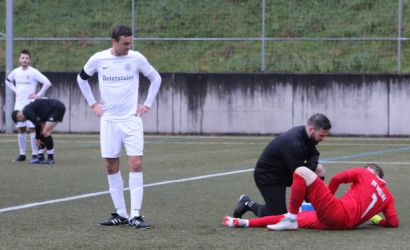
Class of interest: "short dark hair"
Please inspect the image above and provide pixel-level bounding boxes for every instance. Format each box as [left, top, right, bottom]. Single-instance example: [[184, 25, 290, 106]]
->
[[111, 25, 133, 41], [307, 113, 331, 130], [365, 163, 384, 179], [20, 49, 31, 58], [11, 110, 19, 123]]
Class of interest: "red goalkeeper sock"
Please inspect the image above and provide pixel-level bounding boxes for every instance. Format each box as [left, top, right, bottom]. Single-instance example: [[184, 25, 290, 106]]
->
[[248, 214, 285, 227], [288, 173, 306, 214]]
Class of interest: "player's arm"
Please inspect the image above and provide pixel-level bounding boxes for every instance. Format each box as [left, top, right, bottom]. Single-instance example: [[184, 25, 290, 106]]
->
[[135, 55, 162, 115], [5, 77, 16, 93], [33, 72, 52, 98], [77, 68, 103, 117], [77, 55, 103, 117], [143, 69, 162, 108], [307, 152, 319, 169], [308, 149, 327, 180], [378, 202, 400, 227], [327, 168, 359, 194], [23, 107, 42, 139], [306, 148, 322, 174], [77, 69, 97, 106], [136, 70, 161, 115]]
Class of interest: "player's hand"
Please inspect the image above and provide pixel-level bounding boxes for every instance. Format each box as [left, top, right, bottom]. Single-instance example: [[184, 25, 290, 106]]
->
[[370, 215, 382, 225], [136, 104, 150, 116], [36, 139, 44, 147], [28, 93, 38, 99], [91, 103, 104, 117]]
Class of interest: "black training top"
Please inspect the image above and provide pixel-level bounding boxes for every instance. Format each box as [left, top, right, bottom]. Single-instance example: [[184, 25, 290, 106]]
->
[[22, 98, 64, 139], [255, 126, 320, 186]]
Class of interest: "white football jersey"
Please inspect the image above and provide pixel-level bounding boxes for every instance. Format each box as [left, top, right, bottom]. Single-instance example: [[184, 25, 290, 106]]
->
[[6, 66, 51, 110], [83, 49, 154, 120]]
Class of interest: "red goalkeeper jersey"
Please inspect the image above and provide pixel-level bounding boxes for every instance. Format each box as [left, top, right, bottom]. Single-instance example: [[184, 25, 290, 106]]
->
[[248, 168, 399, 230], [324, 168, 399, 228]]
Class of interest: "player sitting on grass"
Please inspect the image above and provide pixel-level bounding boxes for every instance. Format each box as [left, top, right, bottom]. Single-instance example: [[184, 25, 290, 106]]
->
[[223, 163, 399, 230]]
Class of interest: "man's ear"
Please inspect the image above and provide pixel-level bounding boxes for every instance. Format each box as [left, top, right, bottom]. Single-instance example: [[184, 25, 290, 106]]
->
[[306, 125, 315, 135]]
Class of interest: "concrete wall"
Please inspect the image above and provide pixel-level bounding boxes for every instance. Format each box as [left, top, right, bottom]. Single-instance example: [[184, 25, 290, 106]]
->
[[1, 72, 410, 136]]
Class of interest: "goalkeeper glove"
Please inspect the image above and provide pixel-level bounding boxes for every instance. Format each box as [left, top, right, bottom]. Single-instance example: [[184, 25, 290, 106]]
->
[[370, 215, 382, 225]]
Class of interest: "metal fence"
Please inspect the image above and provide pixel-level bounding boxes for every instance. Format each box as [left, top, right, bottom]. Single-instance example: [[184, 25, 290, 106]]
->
[[1, 0, 409, 73], [1, 0, 410, 133]]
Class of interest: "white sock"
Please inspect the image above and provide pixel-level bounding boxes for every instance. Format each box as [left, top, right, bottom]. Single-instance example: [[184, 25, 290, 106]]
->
[[129, 172, 143, 218], [18, 133, 26, 155], [286, 212, 297, 220], [47, 149, 55, 155], [30, 132, 38, 156], [239, 219, 249, 227], [107, 172, 128, 218]]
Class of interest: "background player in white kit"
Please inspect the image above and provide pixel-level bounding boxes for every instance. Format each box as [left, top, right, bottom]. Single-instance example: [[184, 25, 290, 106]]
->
[[77, 25, 161, 229], [5, 49, 52, 163]]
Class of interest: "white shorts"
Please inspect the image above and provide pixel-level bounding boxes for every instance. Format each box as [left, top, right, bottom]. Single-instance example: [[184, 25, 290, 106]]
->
[[16, 120, 35, 128], [100, 116, 144, 158]]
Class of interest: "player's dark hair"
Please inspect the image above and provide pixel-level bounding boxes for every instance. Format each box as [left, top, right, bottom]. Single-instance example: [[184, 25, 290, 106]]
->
[[11, 110, 19, 123], [365, 163, 384, 179], [20, 49, 31, 58], [307, 113, 332, 130], [111, 25, 133, 41]]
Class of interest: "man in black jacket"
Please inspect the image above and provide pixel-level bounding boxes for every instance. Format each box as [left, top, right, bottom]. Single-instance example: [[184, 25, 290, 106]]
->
[[12, 98, 66, 164], [233, 113, 331, 218]]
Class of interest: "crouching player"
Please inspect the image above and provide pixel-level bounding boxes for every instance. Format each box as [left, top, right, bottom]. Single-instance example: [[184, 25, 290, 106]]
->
[[12, 98, 66, 164], [223, 164, 399, 230]]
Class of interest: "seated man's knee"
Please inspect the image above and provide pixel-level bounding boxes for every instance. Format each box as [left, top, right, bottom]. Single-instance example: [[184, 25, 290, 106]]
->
[[295, 166, 311, 176], [295, 166, 317, 185]]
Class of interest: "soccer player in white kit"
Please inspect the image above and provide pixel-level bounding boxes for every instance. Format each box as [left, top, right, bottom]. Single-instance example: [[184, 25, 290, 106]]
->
[[5, 49, 52, 163], [77, 25, 161, 229]]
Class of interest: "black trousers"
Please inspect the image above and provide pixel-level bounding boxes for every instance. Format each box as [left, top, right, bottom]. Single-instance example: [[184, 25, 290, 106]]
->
[[252, 171, 288, 217]]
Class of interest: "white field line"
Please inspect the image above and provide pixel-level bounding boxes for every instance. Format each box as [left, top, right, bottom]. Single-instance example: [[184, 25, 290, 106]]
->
[[0, 169, 252, 214], [2, 140, 410, 214], [2, 159, 410, 214]]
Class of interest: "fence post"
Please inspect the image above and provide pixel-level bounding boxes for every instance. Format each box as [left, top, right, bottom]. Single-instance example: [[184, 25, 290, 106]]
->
[[397, 0, 403, 74], [132, 0, 136, 49], [261, 0, 266, 72], [5, 0, 14, 133]]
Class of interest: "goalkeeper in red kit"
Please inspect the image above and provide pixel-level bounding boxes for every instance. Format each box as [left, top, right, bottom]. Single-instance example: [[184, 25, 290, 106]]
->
[[223, 163, 399, 230]]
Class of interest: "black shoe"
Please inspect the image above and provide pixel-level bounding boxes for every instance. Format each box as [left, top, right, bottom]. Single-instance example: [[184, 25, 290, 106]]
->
[[128, 216, 151, 229], [233, 194, 251, 218], [99, 213, 128, 226], [13, 155, 26, 162]]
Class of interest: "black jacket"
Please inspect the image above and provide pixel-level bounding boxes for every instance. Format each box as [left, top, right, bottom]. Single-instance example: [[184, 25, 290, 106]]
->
[[255, 126, 320, 186], [23, 98, 64, 139]]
